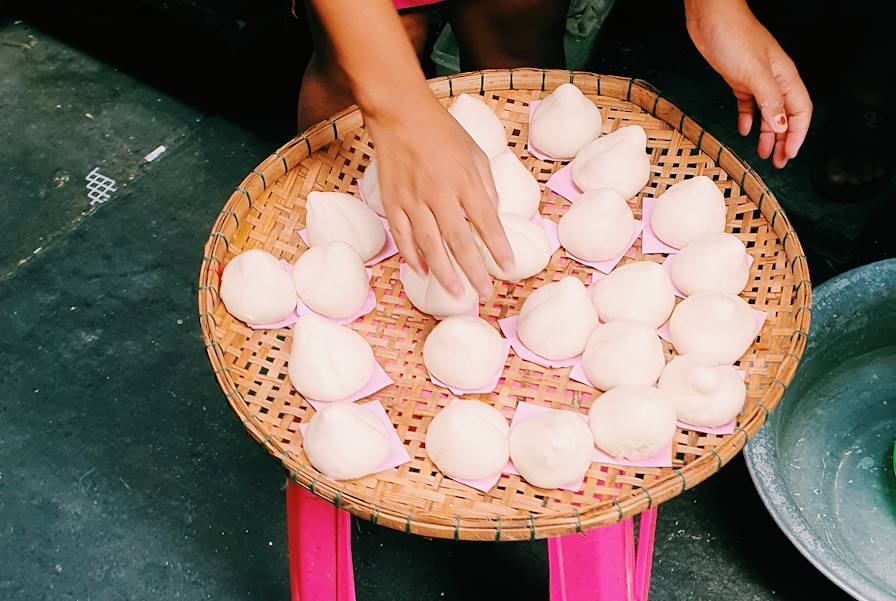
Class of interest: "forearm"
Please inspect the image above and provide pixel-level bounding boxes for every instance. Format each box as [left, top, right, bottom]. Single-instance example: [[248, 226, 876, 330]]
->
[[308, 0, 436, 124]]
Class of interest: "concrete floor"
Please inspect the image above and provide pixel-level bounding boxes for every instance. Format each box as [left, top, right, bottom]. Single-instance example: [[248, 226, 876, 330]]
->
[[0, 2, 891, 600]]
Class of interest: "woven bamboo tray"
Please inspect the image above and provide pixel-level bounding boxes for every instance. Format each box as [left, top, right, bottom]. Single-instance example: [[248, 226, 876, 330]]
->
[[198, 69, 811, 542]]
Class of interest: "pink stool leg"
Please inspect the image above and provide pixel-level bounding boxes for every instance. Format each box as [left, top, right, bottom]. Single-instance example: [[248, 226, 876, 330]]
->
[[286, 479, 356, 601], [633, 508, 658, 601]]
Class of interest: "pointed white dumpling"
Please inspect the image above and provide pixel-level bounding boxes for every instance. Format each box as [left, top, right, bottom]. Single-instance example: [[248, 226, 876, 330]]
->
[[288, 314, 375, 402], [220, 249, 297, 325], [529, 83, 602, 159], [509, 409, 593, 488], [426, 400, 509, 480], [669, 232, 749, 296], [424, 316, 506, 390], [303, 403, 391, 480], [590, 261, 675, 329], [658, 355, 746, 427], [571, 125, 650, 199], [650, 176, 726, 249], [447, 94, 508, 159], [518, 276, 597, 360], [558, 188, 635, 261], [668, 292, 756, 365], [582, 320, 666, 390], [474, 213, 551, 282], [589, 386, 676, 461], [400, 256, 479, 319], [359, 161, 386, 217], [305, 191, 386, 261], [489, 151, 541, 218], [292, 241, 370, 319]]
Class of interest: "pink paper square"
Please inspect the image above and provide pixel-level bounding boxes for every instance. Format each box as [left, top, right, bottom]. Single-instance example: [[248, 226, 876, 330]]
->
[[568, 357, 592, 387], [656, 308, 768, 343], [526, 101, 571, 163], [428, 339, 511, 396], [545, 164, 582, 202], [298, 217, 398, 267], [537, 217, 562, 254], [498, 315, 580, 369], [398, 263, 479, 319], [640, 197, 679, 255], [298, 400, 411, 480], [565, 220, 645, 274], [662, 254, 756, 299], [304, 360, 393, 408]]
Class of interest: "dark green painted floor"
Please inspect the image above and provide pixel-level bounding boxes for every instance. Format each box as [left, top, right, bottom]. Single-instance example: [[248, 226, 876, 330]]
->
[[1, 3, 891, 600]]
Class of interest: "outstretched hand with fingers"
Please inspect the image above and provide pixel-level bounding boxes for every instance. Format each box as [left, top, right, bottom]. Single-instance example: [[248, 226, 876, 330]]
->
[[684, 0, 812, 168]]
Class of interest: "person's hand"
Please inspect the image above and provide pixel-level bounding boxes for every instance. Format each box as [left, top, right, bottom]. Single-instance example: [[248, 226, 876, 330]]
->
[[684, 0, 812, 168], [366, 93, 514, 297]]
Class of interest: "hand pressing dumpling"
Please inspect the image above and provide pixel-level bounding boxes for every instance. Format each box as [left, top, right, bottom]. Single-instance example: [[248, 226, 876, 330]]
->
[[589, 386, 677, 461], [571, 125, 650, 199], [558, 189, 635, 261], [658, 355, 746, 427], [650, 176, 726, 249], [303, 403, 391, 480], [518, 276, 597, 360], [305, 191, 386, 262], [669, 232, 749, 296], [220, 249, 297, 325], [447, 94, 508, 159], [288, 314, 375, 402], [425, 400, 509, 480], [400, 255, 479, 319], [582, 321, 666, 390], [489, 151, 541, 219], [474, 213, 551, 282], [291, 241, 370, 320], [510, 410, 593, 488], [668, 291, 756, 365], [590, 261, 675, 329], [529, 83, 602, 159], [423, 316, 506, 391]]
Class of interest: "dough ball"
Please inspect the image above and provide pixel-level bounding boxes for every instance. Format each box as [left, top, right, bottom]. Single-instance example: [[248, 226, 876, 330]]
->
[[489, 151, 541, 218], [650, 176, 726, 249], [588, 386, 677, 461], [288, 314, 375, 402], [423, 316, 506, 390], [582, 321, 666, 390], [669, 232, 749, 296], [400, 255, 479, 319], [304, 403, 391, 480], [292, 241, 370, 319], [558, 188, 635, 261], [425, 400, 510, 479], [509, 410, 593, 488], [474, 213, 552, 281], [518, 276, 598, 360], [447, 94, 508, 159], [529, 83, 602, 159], [305, 191, 386, 261], [668, 292, 756, 365], [359, 161, 386, 217], [658, 355, 746, 427], [220, 249, 296, 325], [571, 125, 650, 199], [590, 261, 675, 329]]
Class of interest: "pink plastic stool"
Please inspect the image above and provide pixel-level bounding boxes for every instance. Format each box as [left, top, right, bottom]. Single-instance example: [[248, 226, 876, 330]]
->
[[286, 480, 657, 601]]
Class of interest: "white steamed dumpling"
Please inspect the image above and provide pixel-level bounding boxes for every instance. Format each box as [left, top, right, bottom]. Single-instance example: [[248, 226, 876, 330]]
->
[[359, 161, 386, 217], [220, 249, 297, 325], [589, 386, 677, 461], [447, 94, 508, 159], [669, 232, 750, 296], [304, 403, 390, 480], [518, 276, 598, 360], [305, 191, 386, 262], [288, 314, 375, 402], [423, 316, 506, 390], [489, 151, 541, 219], [558, 188, 635, 261], [529, 83, 602, 159], [400, 256, 479, 319], [669, 291, 757, 365], [650, 176, 726, 249], [292, 241, 370, 319], [474, 213, 551, 282], [590, 261, 675, 329], [425, 400, 510, 480], [658, 355, 746, 427], [571, 125, 650, 199], [582, 320, 666, 390], [509, 410, 593, 488]]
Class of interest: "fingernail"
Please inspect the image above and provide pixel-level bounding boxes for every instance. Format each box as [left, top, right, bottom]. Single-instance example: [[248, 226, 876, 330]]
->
[[772, 113, 788, 133]]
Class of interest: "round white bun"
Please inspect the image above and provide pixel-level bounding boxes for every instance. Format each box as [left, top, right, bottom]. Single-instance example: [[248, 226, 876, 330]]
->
[[668, 291, 756, 365], [220, 249, 297, 325], [400, 256, 479, 319], [669, 232, 749, 296], [423, 316, 506, 390], [590, 261, 675, 329], [518, 276, 598, 360], [304, 403, 390, 480], [305, 191, 386, 262], [529, 83, 602, 159], [582, 320, 666, 390], [359, 161, 386, 217], [588, 386, 677, 461], [447, 94, 508, 159], [292, 241, 370, 319], [558, 188, 635, 261], [658, 355, 746, 427], [490, 151, 541, 219], [571, 125, 650, 199], [425, 400, 510, 480], [475, 213, 551, 282], [650, 176, 726, 249], [509, 410, 593, 488]]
